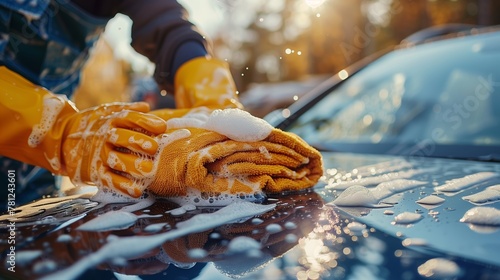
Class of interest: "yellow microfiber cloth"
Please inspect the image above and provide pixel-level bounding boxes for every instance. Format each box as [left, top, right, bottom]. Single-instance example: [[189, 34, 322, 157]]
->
[[148, 108, 323, 197]]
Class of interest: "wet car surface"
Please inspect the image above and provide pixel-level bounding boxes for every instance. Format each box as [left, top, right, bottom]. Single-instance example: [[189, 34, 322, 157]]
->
[[2, 153, 500, 279], [2, 26, 500, 279]]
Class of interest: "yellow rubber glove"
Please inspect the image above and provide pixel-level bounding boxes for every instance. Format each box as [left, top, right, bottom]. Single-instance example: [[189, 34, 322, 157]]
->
[[62, 103, 167, 197], [0, 66, 167, 197], [152, 57, 244, 120]]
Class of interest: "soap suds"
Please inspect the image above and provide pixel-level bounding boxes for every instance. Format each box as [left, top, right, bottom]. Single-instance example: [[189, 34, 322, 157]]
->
[[328, 169, 430, 190], [166, 108, 273, 142], [332, 179, 426, 207], [332, 185, 378, 207], [28, 95, 66, 148], [402, 238, 428, 247], [226, 236, 261, 254], [76, 211, 138, 231], [16, 250, 43, 266], [169, 187, 266, 207], [416, 195, 445, 206], [41, 201, 275, 280], [460, 206, 500, 226], [371, 179, 427, 201], [417, 258, 461, 279], [462, 185, 500, 205], [346, 221, 366, 235], [392, 212, 423, 225], [352, 159, 413, 177], [434, 172, 499, 193]]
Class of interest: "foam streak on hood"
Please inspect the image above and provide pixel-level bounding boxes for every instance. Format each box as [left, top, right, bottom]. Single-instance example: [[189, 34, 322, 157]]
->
[[40, 201, 275, 280]]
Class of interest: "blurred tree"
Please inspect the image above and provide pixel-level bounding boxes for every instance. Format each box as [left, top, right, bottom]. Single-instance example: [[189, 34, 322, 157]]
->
[[72, 37, 132, 109], [476, 0, 500, 25], [308, 0, 366, 74], [212, 0, 500, 92], [426, 0, 475, 25], [215, 0, 311, 89], [387, 0, 430, 40]]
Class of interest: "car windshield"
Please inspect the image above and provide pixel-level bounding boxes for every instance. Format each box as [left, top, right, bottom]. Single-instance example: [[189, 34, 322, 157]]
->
[[287, 31, 500, 156]]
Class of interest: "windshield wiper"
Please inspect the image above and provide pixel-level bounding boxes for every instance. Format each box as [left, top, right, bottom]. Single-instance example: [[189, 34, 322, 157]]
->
[[477, 154, 500, 162]]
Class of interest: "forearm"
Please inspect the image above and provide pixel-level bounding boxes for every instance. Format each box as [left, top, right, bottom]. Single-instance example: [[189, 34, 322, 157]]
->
[[0, 67, 77, 174], [0, 66, 168, 197]]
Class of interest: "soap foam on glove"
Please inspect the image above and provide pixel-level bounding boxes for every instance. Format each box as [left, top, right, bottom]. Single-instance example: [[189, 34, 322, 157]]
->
[[148, 108, 324, 200]]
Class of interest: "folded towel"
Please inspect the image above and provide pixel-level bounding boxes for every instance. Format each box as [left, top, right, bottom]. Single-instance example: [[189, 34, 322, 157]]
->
[[148, 109, 323, 197]]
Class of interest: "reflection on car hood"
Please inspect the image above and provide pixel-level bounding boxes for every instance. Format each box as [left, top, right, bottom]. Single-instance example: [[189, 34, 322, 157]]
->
[[0, 189, 326, 280], [1, 152, 500, 279]]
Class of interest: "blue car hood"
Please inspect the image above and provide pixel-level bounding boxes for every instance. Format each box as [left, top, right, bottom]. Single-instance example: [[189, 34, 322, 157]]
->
[[318, 152, 500, 267]]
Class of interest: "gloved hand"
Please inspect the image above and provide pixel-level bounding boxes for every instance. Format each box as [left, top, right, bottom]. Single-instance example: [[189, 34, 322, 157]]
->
[[152, 57, 244, 120], [175, 56, 243, 110], [0, 66, 167, 197], [62, 103, 167, 197]]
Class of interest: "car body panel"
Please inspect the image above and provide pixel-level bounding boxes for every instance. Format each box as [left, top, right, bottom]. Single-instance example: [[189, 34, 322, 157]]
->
[[1, 152, 500, 279], [319, 152, 500, 267]]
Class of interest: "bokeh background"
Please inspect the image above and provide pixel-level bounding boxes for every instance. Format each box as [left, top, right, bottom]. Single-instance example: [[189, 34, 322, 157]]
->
[[72, 0, 500, 114]]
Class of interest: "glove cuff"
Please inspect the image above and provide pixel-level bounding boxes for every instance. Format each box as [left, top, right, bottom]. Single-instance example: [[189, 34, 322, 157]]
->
[[174, 57, 243, 110]]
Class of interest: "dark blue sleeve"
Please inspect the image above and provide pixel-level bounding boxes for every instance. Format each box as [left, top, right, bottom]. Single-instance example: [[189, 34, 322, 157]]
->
[[170, 40, 208, 84], [118, 0, 211, 91]]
